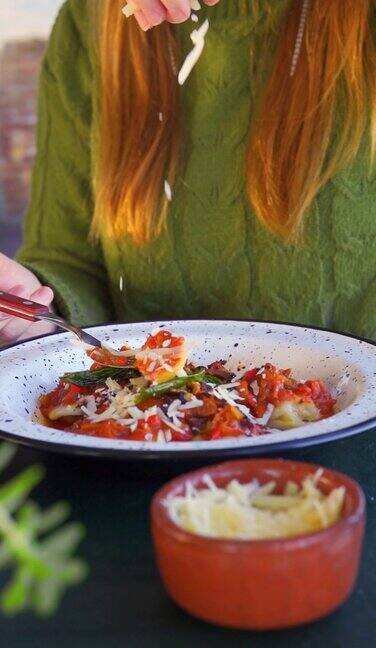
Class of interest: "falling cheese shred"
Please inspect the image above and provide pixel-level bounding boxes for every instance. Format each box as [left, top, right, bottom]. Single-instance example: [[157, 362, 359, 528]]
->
[[167, 471, 345, 540], [164, 180, 172, 201], [178, 19, 209, 85], [121, 3, 208, 86]]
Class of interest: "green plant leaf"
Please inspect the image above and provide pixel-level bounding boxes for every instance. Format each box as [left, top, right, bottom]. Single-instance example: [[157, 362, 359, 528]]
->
[[1, 566, 33, 615], [35, 502, 71, 535], [0, 465, 45, 513], [40, 522, 85, 557], [0, 443, 88, 617], [16, 501, 41, 534], [17, 501, 71, 537], [32, 578, 63, 617], [55, 558, 89, 584], [0, 543, 11, 569], [0, 443, 17, 474]]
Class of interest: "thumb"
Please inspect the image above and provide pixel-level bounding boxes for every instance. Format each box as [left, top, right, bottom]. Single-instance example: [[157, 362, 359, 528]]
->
[[30, 285, 54, 306]]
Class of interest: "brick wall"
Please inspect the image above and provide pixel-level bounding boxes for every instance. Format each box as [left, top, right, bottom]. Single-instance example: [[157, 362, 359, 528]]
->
[[0, 39, 46, 224]]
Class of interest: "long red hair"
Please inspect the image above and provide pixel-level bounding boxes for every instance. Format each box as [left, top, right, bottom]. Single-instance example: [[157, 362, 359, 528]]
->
[[93, 0, 376, 244]]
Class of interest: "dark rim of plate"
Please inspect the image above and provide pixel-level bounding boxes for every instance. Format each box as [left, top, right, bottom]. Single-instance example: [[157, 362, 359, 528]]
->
[[0, 318, 375, 460]]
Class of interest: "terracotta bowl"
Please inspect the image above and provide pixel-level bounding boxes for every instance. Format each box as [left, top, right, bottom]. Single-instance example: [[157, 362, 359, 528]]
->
[[151, 459, 365, 630]]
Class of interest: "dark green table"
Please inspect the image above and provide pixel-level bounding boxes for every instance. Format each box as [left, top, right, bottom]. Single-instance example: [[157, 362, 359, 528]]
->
[[1, 431, 375, 648]]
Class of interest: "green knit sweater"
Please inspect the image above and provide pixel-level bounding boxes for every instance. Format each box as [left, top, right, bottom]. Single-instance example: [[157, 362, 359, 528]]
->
[[17, 0, 376, 340]]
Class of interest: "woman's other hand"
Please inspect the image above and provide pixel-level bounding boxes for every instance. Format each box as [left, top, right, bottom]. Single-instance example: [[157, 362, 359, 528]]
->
[[129, 1, 220, 31], [0, 253, 55, 346]]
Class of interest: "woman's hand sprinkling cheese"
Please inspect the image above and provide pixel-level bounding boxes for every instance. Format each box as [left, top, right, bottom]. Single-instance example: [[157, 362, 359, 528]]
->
[[122, 0, 220, 31]]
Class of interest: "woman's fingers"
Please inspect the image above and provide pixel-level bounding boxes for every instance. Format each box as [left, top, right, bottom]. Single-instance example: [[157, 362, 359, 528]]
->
[[134, 0, 166, 29], [160, 0, 191, 23], [31, 285, 54, 306], [0, 284, 31, 343], [16, 318, 57, 343], [0, 256, 55, 345], [0, 284, 54, 346], [134, 9, 152, 31], [129, 0, 221, 30], [18, 285, 55, 341], [0, 285, 28, 325]]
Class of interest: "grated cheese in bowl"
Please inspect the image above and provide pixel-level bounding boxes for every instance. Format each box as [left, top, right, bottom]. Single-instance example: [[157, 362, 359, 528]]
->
[[167, 471, 346, 540]]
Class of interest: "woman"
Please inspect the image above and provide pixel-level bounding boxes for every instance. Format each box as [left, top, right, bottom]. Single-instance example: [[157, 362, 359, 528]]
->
[[0, 0, 375, 345]]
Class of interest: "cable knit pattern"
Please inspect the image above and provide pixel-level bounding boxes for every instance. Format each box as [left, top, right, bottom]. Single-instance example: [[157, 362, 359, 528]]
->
[[17, 0, 376, 340]]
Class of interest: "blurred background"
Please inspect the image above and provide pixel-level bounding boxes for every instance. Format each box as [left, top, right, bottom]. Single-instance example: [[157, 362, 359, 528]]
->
[[0, 0, 62, 256]]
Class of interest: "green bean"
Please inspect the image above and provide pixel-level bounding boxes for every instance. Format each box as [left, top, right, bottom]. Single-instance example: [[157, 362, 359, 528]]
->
[[62, 367, 140, 387], [135, 371, 207, 404], [134, 371, 225, 404]]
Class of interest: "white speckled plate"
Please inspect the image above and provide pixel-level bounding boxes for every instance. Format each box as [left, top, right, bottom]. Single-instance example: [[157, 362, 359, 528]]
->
[[0, 320, 375, 459]]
